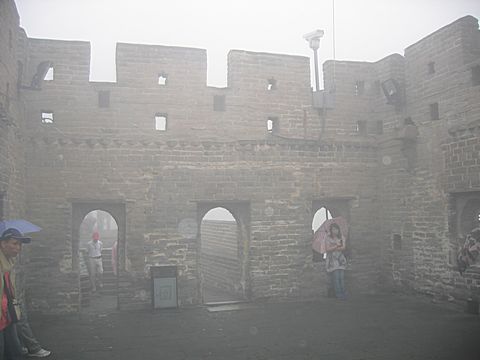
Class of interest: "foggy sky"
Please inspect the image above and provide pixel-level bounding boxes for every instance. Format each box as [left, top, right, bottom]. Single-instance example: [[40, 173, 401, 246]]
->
[[14, 0, 480, 87]]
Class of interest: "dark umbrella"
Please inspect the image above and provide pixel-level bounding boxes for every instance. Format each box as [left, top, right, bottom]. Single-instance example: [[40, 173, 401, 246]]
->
[[0, 219, 42, 235], [312, 216, 348, 254]]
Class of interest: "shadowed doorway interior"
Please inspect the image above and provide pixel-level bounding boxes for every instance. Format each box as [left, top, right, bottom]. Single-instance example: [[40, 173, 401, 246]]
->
[[72, 201, 126, 314], [200, 207, 245, 304], [79, 209, 118, 313]]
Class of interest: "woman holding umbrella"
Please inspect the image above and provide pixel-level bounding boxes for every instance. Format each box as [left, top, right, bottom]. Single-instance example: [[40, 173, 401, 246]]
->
[[324, 223, 347, 300]]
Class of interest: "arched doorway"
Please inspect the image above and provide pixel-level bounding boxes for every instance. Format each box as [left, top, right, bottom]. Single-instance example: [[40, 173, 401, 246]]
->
[[197, 201, 250, 304], [311, 199, 351, 297], [312, 207, 333, 261], [460, 198, 480, 236], [72, 201, 126, 313], [79, 210, 118, 312]]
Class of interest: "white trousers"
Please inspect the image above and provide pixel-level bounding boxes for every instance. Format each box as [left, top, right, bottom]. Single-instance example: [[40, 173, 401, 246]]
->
[[88, 257, 104, 291]]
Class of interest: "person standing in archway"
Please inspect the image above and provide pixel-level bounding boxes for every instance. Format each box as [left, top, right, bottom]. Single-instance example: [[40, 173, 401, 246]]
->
[[86, 232, 103, 293], [324, 223, 347, 300]]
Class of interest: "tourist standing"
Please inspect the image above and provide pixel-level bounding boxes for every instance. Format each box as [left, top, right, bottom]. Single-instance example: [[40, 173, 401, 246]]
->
[[86, 232, 103, 292], [324, 223, 347, 300]]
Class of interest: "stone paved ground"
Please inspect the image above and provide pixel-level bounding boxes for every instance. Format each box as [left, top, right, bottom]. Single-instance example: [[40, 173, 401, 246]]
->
[[30, 293, 480, 360]]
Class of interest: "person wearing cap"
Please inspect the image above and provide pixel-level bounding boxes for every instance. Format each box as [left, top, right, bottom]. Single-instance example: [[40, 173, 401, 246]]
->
[[14, 253, 51, 357], [0, 228, 30, 359], [86, 232, 103, 293]]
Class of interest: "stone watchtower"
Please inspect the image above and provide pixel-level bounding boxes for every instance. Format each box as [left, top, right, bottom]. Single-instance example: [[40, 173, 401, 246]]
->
[[1, 0, 479, 312]]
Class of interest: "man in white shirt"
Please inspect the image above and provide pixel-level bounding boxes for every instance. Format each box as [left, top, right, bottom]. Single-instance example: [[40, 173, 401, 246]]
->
[[86, 232, 103, 292]]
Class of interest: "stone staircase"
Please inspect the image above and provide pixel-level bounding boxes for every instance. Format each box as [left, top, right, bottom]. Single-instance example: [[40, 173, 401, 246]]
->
[[100, 247, 117, 295], [80, 248, 117, 308]]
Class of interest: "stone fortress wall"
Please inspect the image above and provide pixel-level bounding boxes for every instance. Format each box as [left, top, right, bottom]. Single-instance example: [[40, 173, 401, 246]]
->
[[1, 0, 479, 312]]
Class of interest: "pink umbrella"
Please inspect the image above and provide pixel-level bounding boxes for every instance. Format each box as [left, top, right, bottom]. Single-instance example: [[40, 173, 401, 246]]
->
[[312, 216, 348, 254]]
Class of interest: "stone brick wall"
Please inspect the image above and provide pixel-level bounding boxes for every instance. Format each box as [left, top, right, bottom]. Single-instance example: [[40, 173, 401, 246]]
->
[[379, 16, 480, 300], [227, 50, 321, 140], [0, 0, 26, 219], [1, 2, 479, 313], [22, 42, 321, 141], [320, 54, 407, 295], [22, 134, 378, 311], [15, 33, 380, 311], [443, 124, 480, 300]]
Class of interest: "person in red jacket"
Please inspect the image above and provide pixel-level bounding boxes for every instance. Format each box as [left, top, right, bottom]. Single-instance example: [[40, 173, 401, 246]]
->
[[0, 228, 31, 360]]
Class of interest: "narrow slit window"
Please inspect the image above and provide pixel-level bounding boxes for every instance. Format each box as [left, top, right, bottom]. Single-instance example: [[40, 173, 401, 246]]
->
[[158, 74, 168, 86], [356, 120, 367, 135], [428, 62, 435, 75], [213, 95, 226, 111], [430, 102, 439, 120], [267, 78, 277, 91], [267, 119, 274, 132], [267, 117, 278, 133], [41, 111, 54, 124], [355, 80, 365, 96], [98, 90, 110, 108], [155, 113, 167, 131], [472, 65, 480, 86], [44, 67, 54, 81]]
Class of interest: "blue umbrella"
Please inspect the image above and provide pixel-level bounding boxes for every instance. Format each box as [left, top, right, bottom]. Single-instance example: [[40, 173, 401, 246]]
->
[[0, 219, 42, 235]]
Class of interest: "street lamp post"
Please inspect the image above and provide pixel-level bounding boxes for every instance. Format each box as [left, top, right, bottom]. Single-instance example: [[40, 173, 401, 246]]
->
[[303, 30, 324, 92]]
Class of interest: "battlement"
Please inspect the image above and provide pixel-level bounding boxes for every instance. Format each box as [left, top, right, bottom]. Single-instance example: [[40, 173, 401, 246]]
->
[[22, 38, 312, 92], [227, 50, 310, 90], [20, 38, 317, 141], [115, 42, 207, 88], [405, 15, 479, 56], [26, 38, 91, 84]]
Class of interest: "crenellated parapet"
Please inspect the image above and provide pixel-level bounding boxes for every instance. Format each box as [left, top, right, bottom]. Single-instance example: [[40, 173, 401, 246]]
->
[[2, 0, 480, 312], [115, 43, 207, 88]]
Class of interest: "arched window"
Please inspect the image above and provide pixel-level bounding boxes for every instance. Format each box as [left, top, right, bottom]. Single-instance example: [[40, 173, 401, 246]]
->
[[312, 206, 332, 232]]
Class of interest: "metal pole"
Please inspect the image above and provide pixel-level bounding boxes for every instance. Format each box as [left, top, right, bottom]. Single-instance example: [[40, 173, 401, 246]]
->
[[313, 48, 320, 92]]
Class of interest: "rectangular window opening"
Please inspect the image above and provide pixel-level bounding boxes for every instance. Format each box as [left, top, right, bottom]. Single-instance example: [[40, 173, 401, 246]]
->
[[428, 61, 435, 75], [213, 95, 226, 111], [158, 74, 168, 86], [267, 117, 278, 133], [356, 120, 367, 135], [267, 78, 277, 91], [429, 102, 439, 120], [41, 111, 54, 124], [98, 90, 110, 108], [155, 113, 167, 131], [43, 67, 54, 81], [472, 65, 480, 86], [355, 80, 365, 96]]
